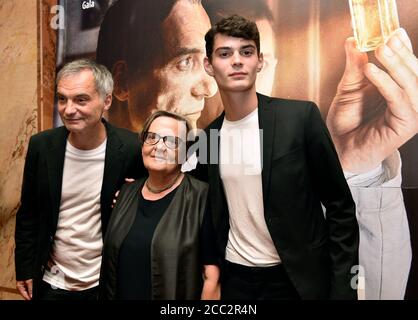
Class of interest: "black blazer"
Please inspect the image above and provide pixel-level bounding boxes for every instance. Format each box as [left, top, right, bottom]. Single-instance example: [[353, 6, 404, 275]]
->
[[194, 93, 359, 299], [14, 120, 145, 297]]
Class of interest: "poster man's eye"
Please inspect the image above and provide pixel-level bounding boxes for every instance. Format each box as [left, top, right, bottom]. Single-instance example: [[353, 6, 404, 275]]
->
[[177, 56, 193, 71]]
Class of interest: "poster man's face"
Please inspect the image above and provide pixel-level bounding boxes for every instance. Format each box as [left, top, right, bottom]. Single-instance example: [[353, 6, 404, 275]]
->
[[148, 0, 217, 128]]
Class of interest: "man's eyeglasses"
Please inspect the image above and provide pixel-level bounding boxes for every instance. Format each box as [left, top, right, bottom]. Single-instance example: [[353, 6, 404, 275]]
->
[[143, 132, 183, 150]]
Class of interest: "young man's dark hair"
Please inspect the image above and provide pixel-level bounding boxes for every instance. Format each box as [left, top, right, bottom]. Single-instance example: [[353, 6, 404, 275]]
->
[[205, 14, 260, 61]]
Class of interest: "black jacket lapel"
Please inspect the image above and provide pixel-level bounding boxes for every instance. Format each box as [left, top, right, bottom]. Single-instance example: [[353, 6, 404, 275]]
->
[[46, 126, 68, 229], [207, 113, 225, 230], [257, 93, 276, 203], [101, 121, 125, 233]]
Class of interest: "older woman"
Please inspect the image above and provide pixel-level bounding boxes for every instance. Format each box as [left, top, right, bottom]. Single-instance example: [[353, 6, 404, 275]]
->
[[99, 111, 219, 300]]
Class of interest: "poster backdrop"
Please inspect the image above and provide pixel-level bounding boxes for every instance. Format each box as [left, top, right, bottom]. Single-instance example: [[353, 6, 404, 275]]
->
[[54, 0, 418, 299]]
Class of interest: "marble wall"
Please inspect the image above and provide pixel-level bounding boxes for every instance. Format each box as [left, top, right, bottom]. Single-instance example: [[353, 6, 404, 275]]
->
[[0, 0, 57, 300], [0, 0, 38, 300]]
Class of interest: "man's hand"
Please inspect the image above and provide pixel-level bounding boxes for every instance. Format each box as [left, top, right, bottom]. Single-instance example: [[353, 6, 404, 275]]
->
[[111, 178, 135, 208], [16, 279, 33, 300], [327, 28, 418, 174]]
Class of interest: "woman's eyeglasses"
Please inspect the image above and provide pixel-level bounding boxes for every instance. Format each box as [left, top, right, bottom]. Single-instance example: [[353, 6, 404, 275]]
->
[[143, 132, 183, 149]]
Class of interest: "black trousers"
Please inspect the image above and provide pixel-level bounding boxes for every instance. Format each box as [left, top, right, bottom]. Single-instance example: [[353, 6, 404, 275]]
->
[[221, 261, 301, 300], [38, 281, 98, 300]]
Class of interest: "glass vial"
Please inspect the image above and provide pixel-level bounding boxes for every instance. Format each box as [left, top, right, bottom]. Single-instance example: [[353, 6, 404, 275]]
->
[[348, 0, 400, 52]]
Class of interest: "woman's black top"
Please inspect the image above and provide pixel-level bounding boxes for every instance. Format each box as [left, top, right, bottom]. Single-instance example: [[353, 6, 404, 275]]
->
[[116, 186, 218, 300]]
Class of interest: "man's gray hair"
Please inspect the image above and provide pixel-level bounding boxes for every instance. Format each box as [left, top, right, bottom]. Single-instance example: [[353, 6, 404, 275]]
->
[[56, 59, 114, 99]]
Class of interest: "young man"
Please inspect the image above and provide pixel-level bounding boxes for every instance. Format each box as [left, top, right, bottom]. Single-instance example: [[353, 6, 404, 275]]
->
[[15, 59, 145, 300], [202, 2, 416, 299], [198, 0, 277, 129], [196, 15, 359, 299]]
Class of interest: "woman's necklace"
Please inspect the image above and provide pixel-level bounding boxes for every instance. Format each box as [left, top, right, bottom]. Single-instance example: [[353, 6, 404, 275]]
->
[[145, 171, 182, 194]]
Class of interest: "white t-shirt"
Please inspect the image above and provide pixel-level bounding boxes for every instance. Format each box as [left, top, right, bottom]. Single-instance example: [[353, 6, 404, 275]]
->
[[220, 108, 281, 267], [43, 139, 106, 290]]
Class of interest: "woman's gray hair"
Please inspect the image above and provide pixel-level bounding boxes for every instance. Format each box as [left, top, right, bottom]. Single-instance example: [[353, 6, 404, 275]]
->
[[56, 59, 114, 99], [141, 110, 192, 143]]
